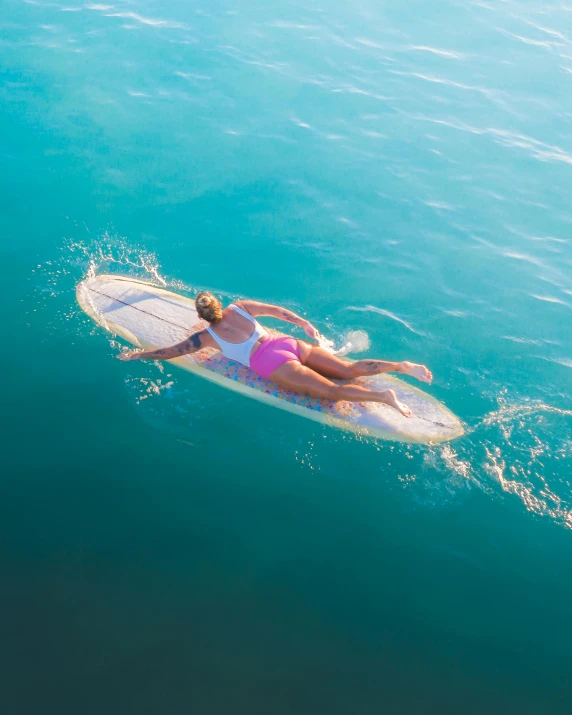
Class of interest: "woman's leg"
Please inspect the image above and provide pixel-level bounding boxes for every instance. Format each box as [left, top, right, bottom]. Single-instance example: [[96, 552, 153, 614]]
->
[[299, 344, 433, 383], [297, 344, 354, 379], [270, 360, 412, 417]]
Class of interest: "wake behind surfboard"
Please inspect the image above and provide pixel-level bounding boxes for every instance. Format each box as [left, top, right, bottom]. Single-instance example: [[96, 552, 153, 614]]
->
[[77, 274, 464, 444]]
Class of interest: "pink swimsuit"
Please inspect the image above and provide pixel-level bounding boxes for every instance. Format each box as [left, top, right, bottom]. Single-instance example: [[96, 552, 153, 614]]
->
[[206, 304, 301, 379], [250, 335, 301, 379]]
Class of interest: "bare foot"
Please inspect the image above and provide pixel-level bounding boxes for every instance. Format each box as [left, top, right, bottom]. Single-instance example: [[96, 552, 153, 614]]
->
[[400, 361, 433, 383], [382, 389, 412, 418]]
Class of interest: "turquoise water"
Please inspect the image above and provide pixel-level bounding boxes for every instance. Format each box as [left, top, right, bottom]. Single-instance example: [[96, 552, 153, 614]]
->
[[3, 0, 572, 712]]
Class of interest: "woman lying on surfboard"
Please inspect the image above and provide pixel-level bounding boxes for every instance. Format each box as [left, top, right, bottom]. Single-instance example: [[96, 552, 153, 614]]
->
[[118, 293, 432, 417]]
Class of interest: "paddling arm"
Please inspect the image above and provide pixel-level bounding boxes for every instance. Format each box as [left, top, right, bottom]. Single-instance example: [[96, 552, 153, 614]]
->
[[118, 331, 206, 361], [237, 300, 319, 340]]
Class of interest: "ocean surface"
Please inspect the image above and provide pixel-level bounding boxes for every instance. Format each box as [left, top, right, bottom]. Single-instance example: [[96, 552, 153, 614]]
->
[[2, 1, 572, 712]]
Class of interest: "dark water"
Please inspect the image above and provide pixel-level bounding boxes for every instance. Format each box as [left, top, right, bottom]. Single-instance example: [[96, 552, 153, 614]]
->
[[2, 0, 572, 712]]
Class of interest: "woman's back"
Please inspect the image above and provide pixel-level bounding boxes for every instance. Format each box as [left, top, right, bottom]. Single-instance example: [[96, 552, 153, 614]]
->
[[204, 304, 268, 366]]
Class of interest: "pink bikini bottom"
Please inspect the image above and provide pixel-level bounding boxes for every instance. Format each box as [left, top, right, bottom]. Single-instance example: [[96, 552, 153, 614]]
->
[[250, 336, 301, 380]]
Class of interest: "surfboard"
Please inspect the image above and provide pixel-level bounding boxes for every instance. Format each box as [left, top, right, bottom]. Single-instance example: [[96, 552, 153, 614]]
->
[[77, 275, 464, 443]]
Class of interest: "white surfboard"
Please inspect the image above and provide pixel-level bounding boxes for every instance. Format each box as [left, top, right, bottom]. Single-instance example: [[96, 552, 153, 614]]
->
[[77, 275, 464, 443]]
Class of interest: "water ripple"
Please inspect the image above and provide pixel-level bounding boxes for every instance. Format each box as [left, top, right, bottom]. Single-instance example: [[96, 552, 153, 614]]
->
[[407, 45, 465, 60], [346, 305, 425, 336], [103, 11, 188, 30]]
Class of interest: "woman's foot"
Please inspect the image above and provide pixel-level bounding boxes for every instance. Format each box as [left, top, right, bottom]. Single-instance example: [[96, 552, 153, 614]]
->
[[400, 361, 433, 383], [380, 389, 412, 417]]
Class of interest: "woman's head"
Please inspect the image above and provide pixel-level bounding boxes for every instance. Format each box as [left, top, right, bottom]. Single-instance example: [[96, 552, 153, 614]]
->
[[195, 291, 223, 323]]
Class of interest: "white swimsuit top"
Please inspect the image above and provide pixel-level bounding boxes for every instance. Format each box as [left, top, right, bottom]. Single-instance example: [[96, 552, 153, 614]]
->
[[205, 304, 268, 367]]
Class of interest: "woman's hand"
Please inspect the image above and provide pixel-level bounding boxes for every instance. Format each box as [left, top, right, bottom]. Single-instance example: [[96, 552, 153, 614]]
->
[[117, 350, 141, 361], [302, 321, 320, 341]]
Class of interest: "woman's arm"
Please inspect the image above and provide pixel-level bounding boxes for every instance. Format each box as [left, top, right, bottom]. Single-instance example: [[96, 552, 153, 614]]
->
[[237, 300, 319, 340], [117, 331, 205, 361]]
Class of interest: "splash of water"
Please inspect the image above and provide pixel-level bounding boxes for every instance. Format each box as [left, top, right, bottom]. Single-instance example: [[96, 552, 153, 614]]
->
[[74, 231, 173, 288], [317, 329, 371, 356], [484, 445, 572, 528], [420, 394, 572, 528], [34, 230, 183, 302]]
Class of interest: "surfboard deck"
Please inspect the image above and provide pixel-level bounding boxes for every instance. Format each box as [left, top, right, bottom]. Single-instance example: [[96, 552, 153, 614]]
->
[[77, 274, 464, 443]]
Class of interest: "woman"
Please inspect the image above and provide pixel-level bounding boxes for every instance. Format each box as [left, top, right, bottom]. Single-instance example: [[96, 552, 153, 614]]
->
[[118, 292, 433, 417]]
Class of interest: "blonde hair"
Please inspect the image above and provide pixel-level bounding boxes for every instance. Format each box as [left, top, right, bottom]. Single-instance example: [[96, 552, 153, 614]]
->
[[195, 291, 223, 323]]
